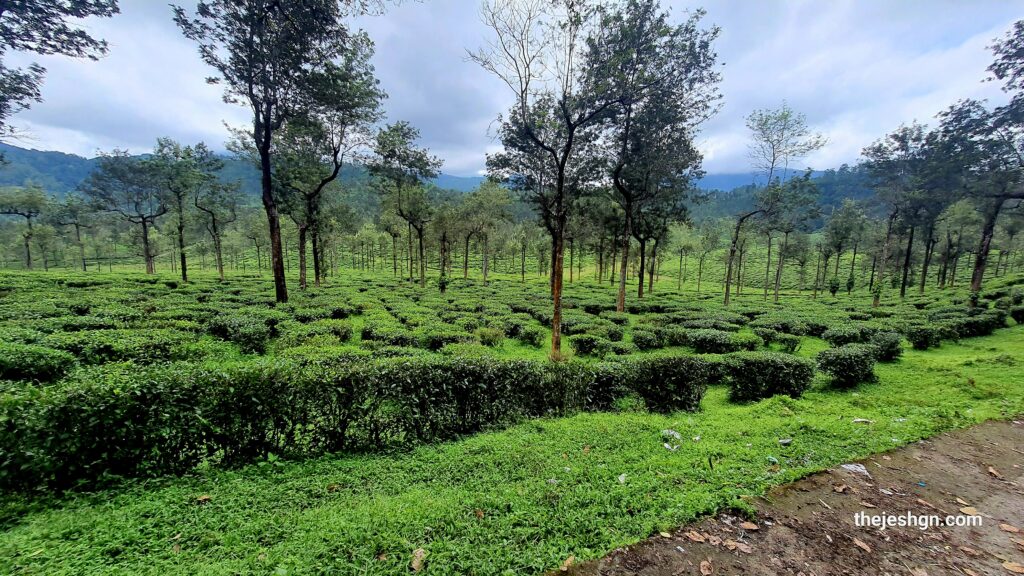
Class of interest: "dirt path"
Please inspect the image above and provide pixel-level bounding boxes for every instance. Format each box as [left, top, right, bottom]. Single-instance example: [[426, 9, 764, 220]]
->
[[568, 419, 1024, 576]]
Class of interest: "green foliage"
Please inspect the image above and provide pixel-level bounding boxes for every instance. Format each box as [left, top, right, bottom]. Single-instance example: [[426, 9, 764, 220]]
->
[[475, 327, 505, 347], [817, 344, 877, 388], [568, 334, 610, 357], [0, 343, 77, 382], [207, 314, 271, 353], [821, 324, 868, 347], [906, 325, 942, 350], [869, 331, 903, 362], [722, 351, 815, 401]]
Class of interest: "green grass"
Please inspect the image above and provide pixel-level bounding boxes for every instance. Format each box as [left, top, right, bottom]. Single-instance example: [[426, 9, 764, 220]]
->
[[3, 326, 1022, 575]]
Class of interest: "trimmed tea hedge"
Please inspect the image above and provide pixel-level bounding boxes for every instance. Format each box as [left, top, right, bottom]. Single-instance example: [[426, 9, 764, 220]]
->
[[721, 351, 815, 402], [817, 343, 877, 388], [0, 353, 714, 490]]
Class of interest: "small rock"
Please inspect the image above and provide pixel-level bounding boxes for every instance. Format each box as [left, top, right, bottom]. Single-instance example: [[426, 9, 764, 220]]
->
[[852, 418, 874, 424], [617, 473, 627, 484], [778, 438, 793, 446]]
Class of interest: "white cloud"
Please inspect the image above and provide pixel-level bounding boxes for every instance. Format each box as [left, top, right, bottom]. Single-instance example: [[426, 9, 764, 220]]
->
[[2, 0, 1022, 177]]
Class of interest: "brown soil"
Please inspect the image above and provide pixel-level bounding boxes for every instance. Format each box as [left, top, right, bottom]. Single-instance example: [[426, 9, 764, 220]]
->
[[567, 419, 1024, 576]]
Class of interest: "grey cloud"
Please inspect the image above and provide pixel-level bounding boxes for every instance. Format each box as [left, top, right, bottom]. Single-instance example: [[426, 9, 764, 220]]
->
[[4, 0, 1024, 177]]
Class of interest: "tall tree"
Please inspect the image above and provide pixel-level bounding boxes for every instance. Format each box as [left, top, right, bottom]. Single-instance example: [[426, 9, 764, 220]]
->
[[861, 122, 928, 306], [600, 0, 721, 311], [151, 139, 223, 283], [0, 1, 119, 141], [52, 193, 93, 272], [80, 151, 165, 274], [174, 0, 378, 302], [194, 182, 242, 281], [472, 0, 625, 359], [369, 122, 441, 287], [769, 172, 820, 301], [725, 103, 825, 306], [0, 184, 46, 267]]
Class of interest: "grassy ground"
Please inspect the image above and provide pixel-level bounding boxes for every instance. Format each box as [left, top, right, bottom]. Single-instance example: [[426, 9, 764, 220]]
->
[[2, 325, 1021, 575]]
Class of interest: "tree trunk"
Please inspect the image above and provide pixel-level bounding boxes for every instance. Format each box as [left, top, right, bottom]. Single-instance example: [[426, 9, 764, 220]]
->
[[417, 227, 426, 287], [848, 241, 859, 294], [177, 210, 188, 283], [298, 225, 308, 290], [648, 240, 657, 294], [482, 233, 489, 285], [636, 238, 646, 299], [723, 217, 746, 307], [259, 143, 287, 303], [763, 234, 772, 301], [551, 225, 566, 360], [312, 228, 322, 287], [678, 249, 684, 291], [918, 230, 935, 295], [521, 240, 526, 282], [141, 219, 155, 274], [812, 244, 822, 300], [407, 222, 414, 281], [617, 210, 631, 312], [873, 212, 896, 307], [697, 256, 705, 293], [900, 225, 915, 298], [463, 233, 472, 279], [773, 232, 788, 303], [971, 200, 1003, 294]]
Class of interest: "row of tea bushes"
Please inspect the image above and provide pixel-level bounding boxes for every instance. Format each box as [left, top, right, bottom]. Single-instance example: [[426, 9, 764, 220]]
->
[[1, 353, 725, 490]]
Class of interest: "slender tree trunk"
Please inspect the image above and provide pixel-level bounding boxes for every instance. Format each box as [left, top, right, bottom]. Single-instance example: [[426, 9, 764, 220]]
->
[[873, 212, 896, 307], [298, 225, 308, 290], [75, 225, 86, 272], [812, 244, 822, 300], [617, 211, 631, 312], [463, 233, 471, 279], [697, 256, 704, 293], [417, 228, 426, 287], [918, 231, 935, 295], [678, 249, 683, 291], [177, 208, 188, 283], [312, 228, 322, 287], [900, 225, 915, 298], [636, 238, 646, 299], [648, 240, 657, 294], [869, 254, 877, 290], [521, 240, 526, 282], [482, 233, 489, 285], [763, 234, 772, 301], [568, 238, 574, 283], [773, 232, 788, 303]]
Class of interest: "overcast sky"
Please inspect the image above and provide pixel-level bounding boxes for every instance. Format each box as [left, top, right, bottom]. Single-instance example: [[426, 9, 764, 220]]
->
[[5, 0, 1022, 176]]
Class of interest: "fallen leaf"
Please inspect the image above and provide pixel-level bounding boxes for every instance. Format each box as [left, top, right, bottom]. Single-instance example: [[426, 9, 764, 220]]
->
[[474, 509, 484, 519], [1011, 536, 1024, 547], [411, 548, 427, 572], [960, 546, 981, 557], [1003, 562, 1024, 574], [988, 466, 1004, 480], [852, 418, 874, 424], [327, 483, 341, 492], [582, 445, 591, 455], [171, 544, 180, 554], [960, 506, 980, 516], [196, 495, 212, 504], [735, 542, 753, 554], [1001, 523, 1021, 533], [559, 555, 575, 572], [707, 535, 722, 546], [853, 538, 872, 553], [685, 530, 706, 543], [956, 497, 970, 506], [617, 473, 627, 484], [860, 501, 877, 508], [882, 455, 892, 461], [700, 559, 713, 575], [659, 531, 671, 538], [376, 553, 387, 561], [909, 568, 927, 576], [739, 521, 760, 531], [833, 484, 848, 493], [723, 539, 737, 550], [916, 498, 938, 511], [964, 569, 980, 576]]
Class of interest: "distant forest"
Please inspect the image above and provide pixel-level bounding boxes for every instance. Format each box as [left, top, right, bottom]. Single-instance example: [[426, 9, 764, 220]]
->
[[0, 143, 870, 225]]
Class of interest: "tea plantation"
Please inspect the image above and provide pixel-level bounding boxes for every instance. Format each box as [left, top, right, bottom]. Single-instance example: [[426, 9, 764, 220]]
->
[[1, 270, 1022, 574]]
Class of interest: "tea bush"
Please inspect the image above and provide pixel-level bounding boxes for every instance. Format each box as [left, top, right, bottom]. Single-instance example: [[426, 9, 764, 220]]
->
[[817, 343, 877, 388], [721, 351, 815, 402]]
